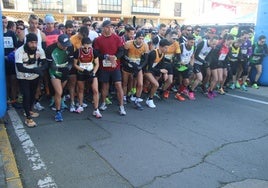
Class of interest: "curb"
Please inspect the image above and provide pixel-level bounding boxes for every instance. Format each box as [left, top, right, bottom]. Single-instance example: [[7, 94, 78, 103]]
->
[[0, 120, 23, 188]]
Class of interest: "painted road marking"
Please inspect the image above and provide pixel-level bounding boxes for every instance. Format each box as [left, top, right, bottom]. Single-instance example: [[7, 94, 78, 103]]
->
[[8, 109, 58, 188], [226, 93, 268, 105]]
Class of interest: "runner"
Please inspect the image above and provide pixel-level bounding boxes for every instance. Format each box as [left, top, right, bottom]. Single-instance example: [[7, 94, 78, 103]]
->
[[122, 30, 149, 110], [143, 38, 170, 108], [15, 33, 47, 127], [248, 35, 268, 89], [93, 20, 126, 115], [46, 34, 74, 122], [73, 37, 102, 118]]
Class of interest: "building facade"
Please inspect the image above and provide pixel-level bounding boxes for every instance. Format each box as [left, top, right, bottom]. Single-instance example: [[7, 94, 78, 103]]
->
[[1, 0, 257, 26]]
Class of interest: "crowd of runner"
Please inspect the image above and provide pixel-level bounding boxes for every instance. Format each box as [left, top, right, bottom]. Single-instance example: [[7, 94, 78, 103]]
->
[[2, 14, 268, 127]]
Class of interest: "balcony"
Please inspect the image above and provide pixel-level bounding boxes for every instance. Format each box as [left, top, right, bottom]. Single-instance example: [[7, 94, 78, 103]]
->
[[131, 6, 160, 15], [98, 4, 121, 13], [31, 0, 63, 11]]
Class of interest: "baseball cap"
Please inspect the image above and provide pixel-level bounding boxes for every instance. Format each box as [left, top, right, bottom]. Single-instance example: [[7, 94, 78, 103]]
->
[[102, 20, 112, 27], [159, 38, 171, 47], [135, 30, 145, 39], [58, 34, 72, 47], [45, 15, 55, 24]]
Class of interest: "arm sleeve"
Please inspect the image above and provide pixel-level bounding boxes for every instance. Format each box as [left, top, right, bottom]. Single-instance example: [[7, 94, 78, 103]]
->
[[16, 63, 36, 73], [194, 41, 205, 64]]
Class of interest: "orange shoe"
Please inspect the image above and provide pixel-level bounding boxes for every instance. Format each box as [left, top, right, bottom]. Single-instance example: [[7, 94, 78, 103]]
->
[[175, 93, 185, 101], [163, 90, 170, 99]]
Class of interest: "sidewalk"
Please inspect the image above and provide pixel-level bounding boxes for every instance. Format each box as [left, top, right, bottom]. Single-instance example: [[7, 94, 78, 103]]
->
[[0, 119, 23, 188]]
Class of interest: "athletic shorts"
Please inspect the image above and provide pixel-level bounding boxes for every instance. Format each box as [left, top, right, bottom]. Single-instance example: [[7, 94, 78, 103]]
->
[[98, 69, 122, 83]]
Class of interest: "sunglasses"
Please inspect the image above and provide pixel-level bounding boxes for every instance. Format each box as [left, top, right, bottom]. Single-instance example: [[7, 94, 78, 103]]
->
[[85, 24, 91, 26], [16, 27, 24, 30]]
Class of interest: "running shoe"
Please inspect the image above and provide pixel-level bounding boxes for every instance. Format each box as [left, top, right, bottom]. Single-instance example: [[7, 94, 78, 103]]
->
[[76, 102, 88, 108], [171, 86, 178, 92], [136, 97, 143, 102], [207, 91, 214, 99], [175, 93, 185, 101], [146, 99, 156, 108], [130, 95, 136, 102], [123, 96, 127, 105], [49, 98, 55, 108], [93, 109, 102, 118], [105, 97, 112, 105], [119, 106, 127, 115], [229, 83, 235, 90], [181, 88, 189, 97], [61, 100, 68, 109], [70, 104, 76, 112], [55, 111, 63, 122], [218, 88, 225, 95], [252, 83, 259, 89], [99, 103, 107, 111], [25, 118, 37, 128], [134, 101, 144, 110], [76, 106, 84, 113], [163, 90, 170, 99], [212, 91, 217, 97], [235, 81, 241, 89], [241, 84, 248, 91], [34, 102, 45, 111], [188, 92, 195, 100]]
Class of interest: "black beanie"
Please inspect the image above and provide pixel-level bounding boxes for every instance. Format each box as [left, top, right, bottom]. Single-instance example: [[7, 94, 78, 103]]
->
[[26, 33, 38, 43]]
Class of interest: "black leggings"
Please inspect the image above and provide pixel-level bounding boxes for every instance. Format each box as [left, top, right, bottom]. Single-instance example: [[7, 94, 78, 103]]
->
[[19, 78, 39, 118]]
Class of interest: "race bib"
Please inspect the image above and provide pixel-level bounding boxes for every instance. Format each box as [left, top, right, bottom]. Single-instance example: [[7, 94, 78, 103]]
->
[[241, 49, 247, 54], [218, 54, 227, 61], [4, 37, 14, 48], [103, 59, 112, 67], [79, 62, 93, 71], [252, 56, 261, 61]]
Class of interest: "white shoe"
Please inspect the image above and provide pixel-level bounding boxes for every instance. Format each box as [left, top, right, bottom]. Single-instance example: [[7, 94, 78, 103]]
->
[[70, 104, 76, 112], [76, 106, 84, 113], [136, 97, 143, 102], [76, 102, 88, 108], [130, 95, 136, 102], [34, 102, 45, 111], [123, 96, 127, 105], [119, 106, 126, 116], [146, 99, 156, 108], [93, 109, 102, 118], [99, 103, 107, 111]]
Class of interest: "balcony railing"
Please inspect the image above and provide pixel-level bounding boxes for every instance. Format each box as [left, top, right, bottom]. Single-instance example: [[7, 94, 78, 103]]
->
[[98, 4, 121, 13], [31, 0, 63, 11], [131, 6, 160, 15]]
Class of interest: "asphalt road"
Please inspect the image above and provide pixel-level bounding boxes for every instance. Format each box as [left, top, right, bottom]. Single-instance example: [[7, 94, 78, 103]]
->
[[5, 87, 268, 188]]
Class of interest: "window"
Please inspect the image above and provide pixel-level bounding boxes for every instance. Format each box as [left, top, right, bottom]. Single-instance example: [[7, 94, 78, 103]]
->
[[132, 0, 160, 15], [98, 0, 122, 13], [174, 2, 182, 17], [77, 0, 87, 12], [2, 0, 15, 9], [133, 0, 160, 8], [31, 0, 63, 11]]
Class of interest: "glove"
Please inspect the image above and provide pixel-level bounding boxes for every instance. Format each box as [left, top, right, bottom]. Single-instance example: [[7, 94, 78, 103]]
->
[[54, 71, 62, 77], [33, 67, 43, 77], [50, 62, 58, 71], [89, 71, 96, 78], [83, 69, 90, 75]]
